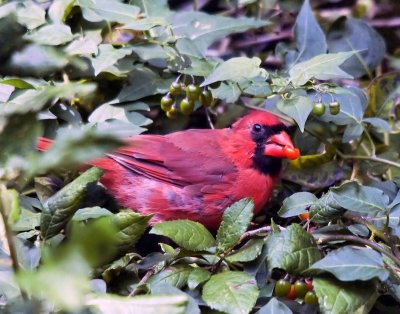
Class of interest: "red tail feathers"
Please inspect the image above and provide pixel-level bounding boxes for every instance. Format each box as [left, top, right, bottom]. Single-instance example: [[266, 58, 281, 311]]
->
[[36, 137, 53, 151]]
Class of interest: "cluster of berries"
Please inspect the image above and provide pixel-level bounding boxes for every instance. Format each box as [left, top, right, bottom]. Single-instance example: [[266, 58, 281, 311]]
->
[[274, 276, 318, 306], [312, 100, 341, 116], [160, 80, 214, 119]]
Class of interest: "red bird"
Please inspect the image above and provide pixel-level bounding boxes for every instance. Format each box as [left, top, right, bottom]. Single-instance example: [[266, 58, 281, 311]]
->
[[37, 111, 299, 229]]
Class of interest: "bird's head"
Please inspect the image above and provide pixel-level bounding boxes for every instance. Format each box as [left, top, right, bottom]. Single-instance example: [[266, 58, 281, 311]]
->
[[231, 111, 300, 175]]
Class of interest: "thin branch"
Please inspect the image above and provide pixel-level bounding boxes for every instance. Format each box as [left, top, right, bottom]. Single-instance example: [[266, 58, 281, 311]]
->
[[204, 107, 215, 129], [129, 268, 155, 297], [336, 152, 400, 169]]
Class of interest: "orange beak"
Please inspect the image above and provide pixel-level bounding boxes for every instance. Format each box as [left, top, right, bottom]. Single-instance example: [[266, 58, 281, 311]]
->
[[264, 132, 300, 160]]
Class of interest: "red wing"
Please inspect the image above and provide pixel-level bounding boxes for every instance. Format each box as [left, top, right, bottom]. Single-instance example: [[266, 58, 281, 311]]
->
[[104, 129, 237, 188]]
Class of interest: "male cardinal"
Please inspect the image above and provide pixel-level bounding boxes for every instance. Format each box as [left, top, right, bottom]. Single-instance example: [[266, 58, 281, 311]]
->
[[37, 111, 299, 229]]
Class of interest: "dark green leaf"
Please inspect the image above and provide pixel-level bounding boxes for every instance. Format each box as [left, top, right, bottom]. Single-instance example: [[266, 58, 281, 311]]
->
[[202, 271, 259, 314], [278, 192, 317, 218], [327, 17, 386, 78], [293, 0, 327, 64], [257, 297, 292, 314], [86, 294, 188, 314], [210, 82, 241, 103], [313, 277, 378, 314], [289, 52, 355, 86], [187, 268, 211, 290], [40, 167, 103, 240], [330, 181, 389, 216], [150, 220, 215, 251], [266, 224, 321, 274], [90, 44, 131, 76], [277, 96, 313, 132], [307, 247, 389, 281], [148, 265, 192, 289], [216, 198, 254, 252], [309, 192, 344, 223], [72, 207, 113, 221], [226, 239, 265, 263]]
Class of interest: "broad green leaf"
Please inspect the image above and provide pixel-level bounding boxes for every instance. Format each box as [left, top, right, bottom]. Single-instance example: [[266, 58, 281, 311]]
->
[[72, 207, 113, 221], [40, 167, 103, 240], [132, 0, 171, 18], [12, 208, 40, 232], [107, 210, 151, 252], [16, 252, 91, 311], [0, 113, 42, 166], [266, 224, 321, 274], [121, 17, 167, 30], [202, 271, 259, 314], [283, 161, 345, 190], [226, 239, 265, 263], [16, 1, 46, 29], [278, 192, 318, 218], [86, 294, 187, 314], [342, 122, 364, 143], [187, 268, 211, 290], [24, 24, 74, 46], [116, 65, 173, 102], [64, 31, 101, 56], [0, 78, 34, 90], [309, 192, 344, 223], [366, 72, 400, 119], [293, 0, 327, 64], [257, 297, 292, 314], [102, 252, 140, 283], [29, 126, 123, 176], [327, 17, 386, 78], [289, 52, 355, 86], [90, 44, 132, 76], [0, 187, 21, 225], [330, 181, 389, 216], [48, 0, 76, 23], [216, 198, 254, 252], [201, 57, 266, 86], [150, 220, 215, 251], [363, 117, 391, 132], [313, 277, 378, 314], [76, 0, 140, 23], [210, 82, 241, 103], [307, 247, 389, 281], [148, 265, 192, 289], [170, 12, 268, 53], [151, 284, 200, 314], [277, 96, 313, 132]]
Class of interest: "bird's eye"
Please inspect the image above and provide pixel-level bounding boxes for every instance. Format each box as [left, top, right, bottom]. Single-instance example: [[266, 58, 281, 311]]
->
[[252, 124, 262, 133]]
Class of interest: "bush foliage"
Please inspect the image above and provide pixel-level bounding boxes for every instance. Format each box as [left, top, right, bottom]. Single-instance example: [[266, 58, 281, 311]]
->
[[0, 0, 400, 313]]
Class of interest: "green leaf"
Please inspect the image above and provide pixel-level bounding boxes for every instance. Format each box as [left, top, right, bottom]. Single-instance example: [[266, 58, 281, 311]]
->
[[102, 252, 140, 283], [313, 277, 378, 314], [330, 181, 390, 216], [170, 12, 268, 54], [90, 44, 132, 76], [210, 82, 241, 103], [307, 247, 389, 281], [277, 96, 313, 132], [0, 113, 42, 166], [342, 122, 364, 143], [116, 65, 173, 102], [0, 187, 21, 225], [72, 207, 113, 221], [292, 0, 327, 64], [202, 271, 259, 314], [187, 268, 211, 290], [24, 24, 74, 46], [29, 126, 123, 176], [108, 210, 151, 252], [278, 192, 318, 218], [40, 167, 103, 240], [216, 198, 254, 252], [309, 192, 344, 223], [289, 52, 355, 86], [148, 265, 192, 289], [16, 1, 46, 29], [257, 297, 292, 314], [201, 57, 266, 86], [121, 17, 167, 31], [76, 0, 141, 24], [12, 208, 41, 232], [363, 117, 391, 132], [266, 224, 321, 274], [226, 238, 265, 263], [327, 17, 386, 78], [16, 252, 91, 312], [150, 220, 215, 251], [151, 284, 200, 314], [86, 294, 188, 314]]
